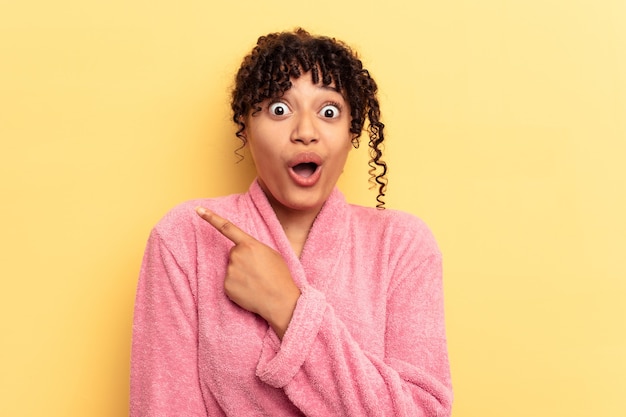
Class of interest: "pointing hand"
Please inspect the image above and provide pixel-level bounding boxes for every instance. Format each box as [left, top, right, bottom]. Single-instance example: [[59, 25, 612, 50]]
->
[[196, 207, 301, 339]]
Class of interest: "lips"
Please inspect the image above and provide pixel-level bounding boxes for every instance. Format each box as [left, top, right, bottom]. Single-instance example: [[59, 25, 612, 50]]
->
[[287, 152, 323, 187]]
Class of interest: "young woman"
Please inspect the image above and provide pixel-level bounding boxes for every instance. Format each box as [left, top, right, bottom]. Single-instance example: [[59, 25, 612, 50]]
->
[[131, 28, 452, 416]]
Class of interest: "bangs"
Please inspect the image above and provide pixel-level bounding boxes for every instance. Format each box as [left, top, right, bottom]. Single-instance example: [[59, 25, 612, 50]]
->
[[256, 56, 343, 105]]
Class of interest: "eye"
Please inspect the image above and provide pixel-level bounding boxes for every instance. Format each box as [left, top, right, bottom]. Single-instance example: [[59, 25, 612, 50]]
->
[[268, 102, 290, 116], [319, 104, 340, 119]]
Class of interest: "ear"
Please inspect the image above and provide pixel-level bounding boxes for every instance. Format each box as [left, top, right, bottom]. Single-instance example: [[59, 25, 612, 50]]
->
[[351, 134, 360, 149]]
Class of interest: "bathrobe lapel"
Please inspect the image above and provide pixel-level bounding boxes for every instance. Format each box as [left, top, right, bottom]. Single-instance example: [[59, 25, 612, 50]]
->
[[246, 180, 351, 293]]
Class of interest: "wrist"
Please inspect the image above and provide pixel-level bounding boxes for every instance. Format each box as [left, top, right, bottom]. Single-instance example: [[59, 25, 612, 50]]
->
[[265, 288, 300, 340]]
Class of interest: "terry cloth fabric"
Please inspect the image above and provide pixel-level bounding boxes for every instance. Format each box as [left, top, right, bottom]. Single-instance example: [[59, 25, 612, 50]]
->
[[131, 179, 452, 416]]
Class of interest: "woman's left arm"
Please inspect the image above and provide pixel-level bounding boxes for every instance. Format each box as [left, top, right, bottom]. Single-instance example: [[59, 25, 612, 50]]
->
[[256, 253, 453, 417]]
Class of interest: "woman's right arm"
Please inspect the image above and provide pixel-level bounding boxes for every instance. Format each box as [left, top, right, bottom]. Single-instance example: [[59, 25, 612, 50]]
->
[[130, 229, 209, 417]]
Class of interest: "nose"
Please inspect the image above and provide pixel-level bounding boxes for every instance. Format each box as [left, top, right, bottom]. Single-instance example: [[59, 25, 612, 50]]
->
[[290, 112, 318, 145]]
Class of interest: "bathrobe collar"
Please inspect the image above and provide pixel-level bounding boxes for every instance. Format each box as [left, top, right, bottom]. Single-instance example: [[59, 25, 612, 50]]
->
[[247, 179, 351, 291]]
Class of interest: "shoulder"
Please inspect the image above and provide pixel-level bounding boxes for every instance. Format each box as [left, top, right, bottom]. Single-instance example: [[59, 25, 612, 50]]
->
[[348, 204, 426, 227], [348, 204, 441, 259], [143, 193, 251, 275], [152, 192, 248, 246]]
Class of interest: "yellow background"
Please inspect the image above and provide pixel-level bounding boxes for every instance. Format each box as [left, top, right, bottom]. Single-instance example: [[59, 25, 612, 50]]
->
[[1, 1, 624, 416]]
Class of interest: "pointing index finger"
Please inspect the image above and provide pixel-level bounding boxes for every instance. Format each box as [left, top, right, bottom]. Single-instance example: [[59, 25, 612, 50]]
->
[[195, 207, 249, 245]]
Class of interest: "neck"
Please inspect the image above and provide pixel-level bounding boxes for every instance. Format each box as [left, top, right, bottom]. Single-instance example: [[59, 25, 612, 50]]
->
[[271, 204, 320, 258]]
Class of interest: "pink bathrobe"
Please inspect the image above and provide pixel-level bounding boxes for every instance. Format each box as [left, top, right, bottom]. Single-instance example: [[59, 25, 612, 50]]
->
[[131, 180, 452, 416]]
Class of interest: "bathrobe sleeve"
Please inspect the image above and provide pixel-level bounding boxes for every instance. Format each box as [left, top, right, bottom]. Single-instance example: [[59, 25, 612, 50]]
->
[[256, 226, 452, 416], [130, 229, 209, 417]]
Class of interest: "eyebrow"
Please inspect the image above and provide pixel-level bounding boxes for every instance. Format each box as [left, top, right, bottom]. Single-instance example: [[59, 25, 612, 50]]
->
[[319, 84, 340, 92]]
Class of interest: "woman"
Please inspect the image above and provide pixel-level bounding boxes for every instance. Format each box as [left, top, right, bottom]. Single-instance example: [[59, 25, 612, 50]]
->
[[131, 28, 452, 416]]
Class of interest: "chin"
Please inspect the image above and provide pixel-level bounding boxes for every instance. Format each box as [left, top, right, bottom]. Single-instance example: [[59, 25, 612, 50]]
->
[[284, 199, 323, 212], [279, 193, 326, 212]]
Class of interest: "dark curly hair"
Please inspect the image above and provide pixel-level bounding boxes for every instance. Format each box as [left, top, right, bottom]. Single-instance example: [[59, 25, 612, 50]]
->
[[231, 28, 387, 208]]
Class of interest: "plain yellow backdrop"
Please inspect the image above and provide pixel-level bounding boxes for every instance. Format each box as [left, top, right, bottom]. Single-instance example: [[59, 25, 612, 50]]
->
[[1, 1, 625, 416]]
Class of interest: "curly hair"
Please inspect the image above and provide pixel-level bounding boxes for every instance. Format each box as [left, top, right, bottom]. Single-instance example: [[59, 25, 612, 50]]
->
[[231, 28, 387, 208]]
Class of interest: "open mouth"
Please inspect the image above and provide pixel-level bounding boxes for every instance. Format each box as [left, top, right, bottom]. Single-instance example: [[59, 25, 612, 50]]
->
[[287, 152, 323, 187], [292, 162, 319, 178]]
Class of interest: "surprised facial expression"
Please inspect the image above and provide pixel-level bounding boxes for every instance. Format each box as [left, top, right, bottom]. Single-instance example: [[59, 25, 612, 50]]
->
[[244, 71, 353, 219]]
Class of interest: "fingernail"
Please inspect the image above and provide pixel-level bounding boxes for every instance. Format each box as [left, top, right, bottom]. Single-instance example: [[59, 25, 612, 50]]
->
[[196, 206, 206, 215]]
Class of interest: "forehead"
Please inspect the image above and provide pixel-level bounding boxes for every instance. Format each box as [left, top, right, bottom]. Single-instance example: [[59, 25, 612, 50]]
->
[[272, 70, 342, 99]]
